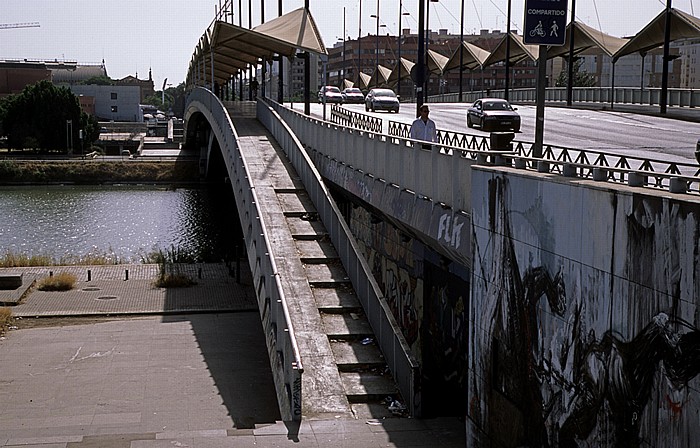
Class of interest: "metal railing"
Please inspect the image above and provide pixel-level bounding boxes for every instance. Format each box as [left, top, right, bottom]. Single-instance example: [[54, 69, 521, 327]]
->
[[386, 119, 700, 194], [329, 104, 383, 133], [261, 98, 423, 417], [431, 86, 700, 108], [185, 87, 303, 421]]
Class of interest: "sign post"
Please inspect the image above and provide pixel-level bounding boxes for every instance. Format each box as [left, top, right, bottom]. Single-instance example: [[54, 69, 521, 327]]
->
[[523, 0, 568, 157]]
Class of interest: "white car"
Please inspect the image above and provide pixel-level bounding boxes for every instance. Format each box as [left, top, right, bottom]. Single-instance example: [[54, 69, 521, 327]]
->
[[364, 88, 400, 113], [318, 86, 343, 104]]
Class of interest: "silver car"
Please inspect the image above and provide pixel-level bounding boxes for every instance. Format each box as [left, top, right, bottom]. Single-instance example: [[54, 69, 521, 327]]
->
[[365, 88, 400, 113]]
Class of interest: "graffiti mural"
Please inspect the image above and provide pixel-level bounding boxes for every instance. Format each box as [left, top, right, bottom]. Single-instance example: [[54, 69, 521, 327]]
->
[[470, 172, 700, 447]]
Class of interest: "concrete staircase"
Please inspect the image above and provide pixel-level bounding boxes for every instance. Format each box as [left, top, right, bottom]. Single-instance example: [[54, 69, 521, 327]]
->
[[280, 192, 402, 419]]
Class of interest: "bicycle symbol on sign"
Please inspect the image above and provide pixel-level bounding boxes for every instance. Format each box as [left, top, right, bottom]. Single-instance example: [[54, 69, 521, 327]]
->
[[529, 20, 546, 37]]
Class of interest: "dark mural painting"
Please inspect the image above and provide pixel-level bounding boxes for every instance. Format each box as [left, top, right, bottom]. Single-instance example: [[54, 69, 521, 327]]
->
[[470, 173, 700, 447]]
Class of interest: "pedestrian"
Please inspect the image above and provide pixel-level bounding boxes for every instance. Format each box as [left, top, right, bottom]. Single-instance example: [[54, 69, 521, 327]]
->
[[410, 104, 437, 150], [250, 77, 259, 99]]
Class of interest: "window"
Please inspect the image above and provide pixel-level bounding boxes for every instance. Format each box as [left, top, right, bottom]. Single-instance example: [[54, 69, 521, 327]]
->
[[111, 92, 118, 100], [111, 106, 118, 113]]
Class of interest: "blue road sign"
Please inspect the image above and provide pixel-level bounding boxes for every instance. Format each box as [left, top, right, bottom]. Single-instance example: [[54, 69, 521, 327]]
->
[[523, 0, 569, 46]]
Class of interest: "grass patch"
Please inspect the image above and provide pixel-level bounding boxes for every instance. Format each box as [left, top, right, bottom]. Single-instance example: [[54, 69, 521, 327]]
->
[[152, 246, 197, 288], [0, 249, 123, 267], [37, 272, 77, 291], [0, 160, 199, 184], [0, 307, 12, 335]]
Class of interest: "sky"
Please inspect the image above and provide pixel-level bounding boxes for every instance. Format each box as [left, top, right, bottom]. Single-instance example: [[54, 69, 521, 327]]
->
[[2, 0, 697, 90]]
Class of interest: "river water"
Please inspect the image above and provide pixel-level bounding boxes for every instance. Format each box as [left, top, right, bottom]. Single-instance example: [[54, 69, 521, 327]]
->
[[0, 184, 240, 263]]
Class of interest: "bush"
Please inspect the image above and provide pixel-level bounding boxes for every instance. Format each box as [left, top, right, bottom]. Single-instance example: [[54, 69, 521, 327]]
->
[[37, 272, 77, 291], [152, 246, 197, 288], [0, 307, 12, 335]]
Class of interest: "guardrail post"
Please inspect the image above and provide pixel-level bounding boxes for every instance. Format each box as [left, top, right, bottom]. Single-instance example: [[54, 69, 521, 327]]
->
[[669, 178, 688, 194], [628, 172, 646, 187], [593, 168, 608, 181], [514, 158, 527, 169], [537, 161, 550, 173], [562, 164, 577, 177]]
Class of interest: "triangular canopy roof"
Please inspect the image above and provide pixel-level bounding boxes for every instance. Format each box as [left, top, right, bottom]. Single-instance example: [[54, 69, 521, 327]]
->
[[614, 8, 700, 59], [426, 49, 450, 75], [443, 41, 491, 72], [387, 57, 415, 86], [482, 32, 539, 67], [547, 21, 629, 60], [370, 64, 393, 88], [359, 72, 372, 90], [187, 7, 326, 85]]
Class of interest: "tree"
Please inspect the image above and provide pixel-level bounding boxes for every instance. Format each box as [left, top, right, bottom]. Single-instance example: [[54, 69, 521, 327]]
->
[[81, 75, 114, 85], [0, 80, 95, 153], [555, 58, 596, 88]]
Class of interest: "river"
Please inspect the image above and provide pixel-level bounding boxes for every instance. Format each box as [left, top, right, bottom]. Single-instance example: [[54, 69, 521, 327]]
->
[[0, 184, 241, 263]]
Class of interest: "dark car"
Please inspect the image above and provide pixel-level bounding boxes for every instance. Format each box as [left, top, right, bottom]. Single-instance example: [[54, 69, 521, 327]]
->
[[365, 88, 400, 113], [318, 86, 343, 104], [341, 87, 365, 104], [467, 98, 521, 132]]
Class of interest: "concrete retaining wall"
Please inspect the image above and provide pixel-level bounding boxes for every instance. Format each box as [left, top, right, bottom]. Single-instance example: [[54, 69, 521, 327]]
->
[[469, 166, 700, 447]]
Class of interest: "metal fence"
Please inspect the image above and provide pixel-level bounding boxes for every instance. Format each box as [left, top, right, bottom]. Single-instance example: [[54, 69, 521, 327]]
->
[[431, 86, 700, 108], [185, 87, 303, 421]]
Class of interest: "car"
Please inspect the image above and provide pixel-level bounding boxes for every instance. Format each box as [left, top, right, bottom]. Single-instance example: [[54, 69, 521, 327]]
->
[[365, 88, 400, 113], [318, 86, 343, 104], [341, 87, 365, 104], [467, 98, 521, 132]]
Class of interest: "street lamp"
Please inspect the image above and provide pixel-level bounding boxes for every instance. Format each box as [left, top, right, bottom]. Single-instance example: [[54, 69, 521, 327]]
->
[[371, 0, 380, 87], [397, 1, 409, 98]]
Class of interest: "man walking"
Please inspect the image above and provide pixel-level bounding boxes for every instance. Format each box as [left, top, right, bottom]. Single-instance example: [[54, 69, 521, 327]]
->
[[410, 105, 437, 150]]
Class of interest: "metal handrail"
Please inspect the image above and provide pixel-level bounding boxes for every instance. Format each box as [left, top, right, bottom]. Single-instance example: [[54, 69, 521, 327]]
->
[[185, 87, 303, 421], [329, 104, 383, 133], [430, 86, 700, 108], [261, 98, 423, 417], [387, 119, 700, 194]]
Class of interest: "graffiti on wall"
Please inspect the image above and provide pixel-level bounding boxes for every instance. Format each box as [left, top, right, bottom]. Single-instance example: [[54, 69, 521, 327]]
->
[[470, 174, 700, 447]]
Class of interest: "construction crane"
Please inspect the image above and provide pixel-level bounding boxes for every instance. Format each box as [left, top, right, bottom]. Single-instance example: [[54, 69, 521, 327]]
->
[[0, 22, 40, 30]]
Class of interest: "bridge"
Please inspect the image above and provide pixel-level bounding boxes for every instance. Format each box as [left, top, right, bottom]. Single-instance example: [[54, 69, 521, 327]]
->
[[179, 5, 700, 446], [183, 83, 700, 447]]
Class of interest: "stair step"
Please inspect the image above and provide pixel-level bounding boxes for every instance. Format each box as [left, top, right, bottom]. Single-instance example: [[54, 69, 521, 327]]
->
[[330, 339, 385, 370], [340, 372, 400, 403], [321, 313, 373, 338], [295, 239, 339, 262], [287, 216, 328, 239], [313, 286, 362, 312], [276, 192, 315, 215], [304, 262, 349, 284]]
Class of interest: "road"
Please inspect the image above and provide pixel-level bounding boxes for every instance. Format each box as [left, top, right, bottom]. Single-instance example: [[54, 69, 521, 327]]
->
[[304, 102, 699, 165]]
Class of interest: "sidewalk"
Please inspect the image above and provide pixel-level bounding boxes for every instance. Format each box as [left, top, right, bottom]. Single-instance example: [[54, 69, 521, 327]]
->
[[0, 264, 466, 448]]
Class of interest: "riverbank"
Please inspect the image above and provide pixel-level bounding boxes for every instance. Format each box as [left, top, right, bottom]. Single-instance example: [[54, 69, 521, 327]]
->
[[0, 159, 200, 184]]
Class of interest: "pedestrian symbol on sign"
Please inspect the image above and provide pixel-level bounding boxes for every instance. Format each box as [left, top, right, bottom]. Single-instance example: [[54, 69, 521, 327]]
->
[[550, 21, 559, 37]]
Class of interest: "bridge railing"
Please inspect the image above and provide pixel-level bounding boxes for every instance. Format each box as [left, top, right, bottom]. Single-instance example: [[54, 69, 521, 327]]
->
[[186, 87, 303, 421], [387, 119, 700, 194], [259, 98, 426, 417], [329, 104, 382, 133], [430, 86, 700, 108]]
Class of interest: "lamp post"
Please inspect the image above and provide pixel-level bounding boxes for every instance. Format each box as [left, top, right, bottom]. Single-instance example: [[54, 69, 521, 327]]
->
[[660, 0, 672, 114], [358, 0, 362, 87], [397, 1, 409, 98], [416, 0, 426, 113], [343, 7, 346, 84], [372, 0, 379, 87], [458, 0, 464, 101], [505, 0, 511, 100]]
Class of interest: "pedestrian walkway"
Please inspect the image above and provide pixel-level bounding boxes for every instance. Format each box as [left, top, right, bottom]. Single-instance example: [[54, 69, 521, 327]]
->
[[0, 264, 466, 447]]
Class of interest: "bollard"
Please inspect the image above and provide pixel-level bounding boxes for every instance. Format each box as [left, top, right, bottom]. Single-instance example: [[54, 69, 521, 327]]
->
[[49, 271, 53, 277], [198, 267, 202, 279], [125, 269, 129, 281], [87, 269, 92, 282]]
